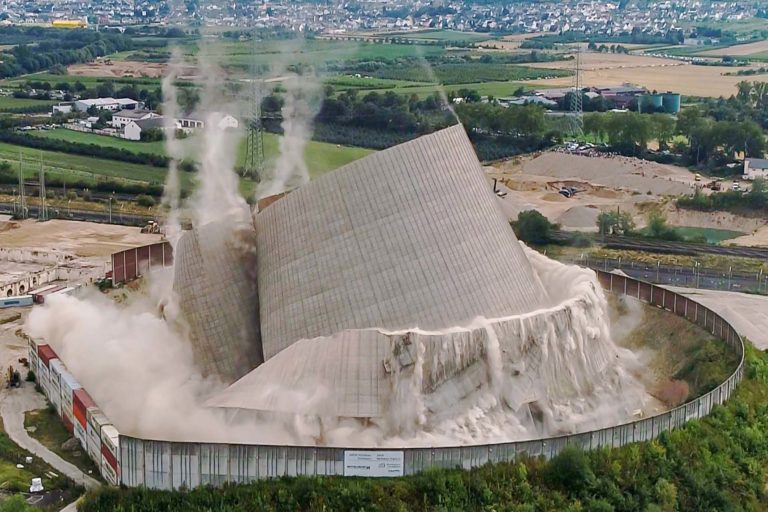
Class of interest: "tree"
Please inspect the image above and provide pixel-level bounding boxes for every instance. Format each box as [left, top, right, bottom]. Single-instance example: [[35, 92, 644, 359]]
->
[[512, 210, 556, 245], [597, 210, 635, 236], [651, 113, 676, 150], [646, 209, 682, 241]]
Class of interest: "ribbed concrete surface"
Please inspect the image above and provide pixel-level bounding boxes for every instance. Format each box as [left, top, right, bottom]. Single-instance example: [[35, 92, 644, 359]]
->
[[254, 124, 547, 359], [173, 221, 263, 383]]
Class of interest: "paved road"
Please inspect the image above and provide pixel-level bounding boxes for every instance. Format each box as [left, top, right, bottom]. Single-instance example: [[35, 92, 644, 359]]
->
[[662, 286, 768, 351], [0, 387, 100, 490]]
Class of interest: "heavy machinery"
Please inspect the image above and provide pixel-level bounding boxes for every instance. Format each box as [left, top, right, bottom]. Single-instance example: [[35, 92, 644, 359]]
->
[[140, 221, 161, 234], [7, 366, 20, 388]]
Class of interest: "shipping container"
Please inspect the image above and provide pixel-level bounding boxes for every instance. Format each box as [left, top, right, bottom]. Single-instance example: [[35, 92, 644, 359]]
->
[[33, 285, 66, 304], [36, 357, 49, 398], [0, 295, 33, 308], [27, 338, 39, 379], [86, 408, 110, 465], [59, 370, 81, 434], [100, 425, 120, 486], [73, 389, 96, 448], [62, 413, 74, 434], [37, 344, 58, 367], [48, 360, 64, 415], [29, 284, 62, 303]]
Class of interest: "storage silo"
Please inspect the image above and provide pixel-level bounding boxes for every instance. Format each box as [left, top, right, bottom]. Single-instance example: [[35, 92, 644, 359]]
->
[[639, 94, 663, 113], [662, 93, 681, 114]]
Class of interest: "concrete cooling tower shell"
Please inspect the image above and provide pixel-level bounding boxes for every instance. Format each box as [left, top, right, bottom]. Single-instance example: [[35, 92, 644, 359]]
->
[[207, 125, 554, 419], [253, 124, 548, 360], [172, 221, 263, 383]]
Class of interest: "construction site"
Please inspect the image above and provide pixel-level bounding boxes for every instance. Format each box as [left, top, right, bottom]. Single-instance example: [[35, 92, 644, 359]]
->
[[0, 121, 749, 489], [0, 49, 761, 492]]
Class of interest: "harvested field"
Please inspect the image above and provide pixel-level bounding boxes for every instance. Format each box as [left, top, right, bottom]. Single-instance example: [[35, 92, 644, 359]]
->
[[0, 219, 162, 258], [68, 60, 168, 78], [696, 40, 768, 57], [527, 51, 759, 97]]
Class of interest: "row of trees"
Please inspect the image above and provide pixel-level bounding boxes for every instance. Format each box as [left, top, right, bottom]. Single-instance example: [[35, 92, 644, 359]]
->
[[0, 31, 132, 78], [582, 109, 766, 166]]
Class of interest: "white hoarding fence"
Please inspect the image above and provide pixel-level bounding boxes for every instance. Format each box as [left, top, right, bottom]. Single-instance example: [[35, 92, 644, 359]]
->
[[344, 450, 404, 477]]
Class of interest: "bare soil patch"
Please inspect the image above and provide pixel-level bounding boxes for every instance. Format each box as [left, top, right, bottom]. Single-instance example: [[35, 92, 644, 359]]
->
[[0, 219, 162, 258], [68, 60, 166, 78]]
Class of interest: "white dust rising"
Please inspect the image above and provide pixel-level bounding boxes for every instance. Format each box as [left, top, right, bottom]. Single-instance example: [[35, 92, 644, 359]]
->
[[25, 247, 653, 447]]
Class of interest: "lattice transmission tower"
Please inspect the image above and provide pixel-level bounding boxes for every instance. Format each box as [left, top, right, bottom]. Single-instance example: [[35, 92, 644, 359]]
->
[[243, 33, 265, 181], [569, 47, 584, 136], [38, 153, 48, 222]]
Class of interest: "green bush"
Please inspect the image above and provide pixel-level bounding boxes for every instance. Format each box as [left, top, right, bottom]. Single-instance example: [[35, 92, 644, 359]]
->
[[512, 210, 558, 245], [136, 194, 156, 208], [25, 370, 35, 383]]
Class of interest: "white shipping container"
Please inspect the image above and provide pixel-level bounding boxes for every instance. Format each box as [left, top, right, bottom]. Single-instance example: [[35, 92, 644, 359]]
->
[[27, 340, 39, 380], [48, 360, 64, 416], [74, 421, 86, 448], [36, 358, 50, 399], [86, 409, 110, 465], [59, 370, 81, 426], [100, 425, 120, 486]]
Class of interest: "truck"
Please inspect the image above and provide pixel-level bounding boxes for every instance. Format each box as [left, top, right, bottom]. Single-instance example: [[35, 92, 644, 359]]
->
[[0, 295, 33, 308]]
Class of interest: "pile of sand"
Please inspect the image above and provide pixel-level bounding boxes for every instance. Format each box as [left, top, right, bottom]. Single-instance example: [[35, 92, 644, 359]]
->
[[557, 205, 601, 230]]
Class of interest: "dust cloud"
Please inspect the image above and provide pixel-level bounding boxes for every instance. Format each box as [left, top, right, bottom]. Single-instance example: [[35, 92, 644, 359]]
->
[[23, 40, 658, 448]]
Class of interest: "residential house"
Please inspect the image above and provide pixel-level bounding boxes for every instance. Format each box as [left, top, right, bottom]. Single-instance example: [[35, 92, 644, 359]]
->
[[124, 117, 168, 141], [112, 109, 158, 129], [743, 158, 768, 180]]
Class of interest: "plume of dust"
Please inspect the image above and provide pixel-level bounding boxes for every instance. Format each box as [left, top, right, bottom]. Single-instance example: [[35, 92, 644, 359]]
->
[[257, 71, 322, 200], [160, 49, 185, 247], [24, 271, 308, 445], [415, 47, 458, 122], [185, 44, 250, 228]]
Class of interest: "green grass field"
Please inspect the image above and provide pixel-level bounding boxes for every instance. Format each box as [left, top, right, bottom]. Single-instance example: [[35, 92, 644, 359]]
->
[[29, 128, 371, 173], [25, 408, 102, 480], [0, 96, 56, 110], [192, 39, 449, 70], [0, 72, 166, 89], [14, 128, 371, 194], [355, 80, 543, 98]]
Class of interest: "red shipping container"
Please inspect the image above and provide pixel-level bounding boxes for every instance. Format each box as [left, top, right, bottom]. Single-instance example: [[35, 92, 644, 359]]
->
[[62, 413, 74, 434], [101, 443, 118, 470], [37, 345, 59, 367], [73, 389, 95, 429]]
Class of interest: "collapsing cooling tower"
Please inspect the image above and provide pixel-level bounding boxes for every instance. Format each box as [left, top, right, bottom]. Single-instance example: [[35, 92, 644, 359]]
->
[[172, 220, 263, 383], [206, 125, 642, 441]]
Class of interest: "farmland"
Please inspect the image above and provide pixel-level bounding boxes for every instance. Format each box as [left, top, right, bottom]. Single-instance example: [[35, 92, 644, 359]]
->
[[367, 63, 569, 85], [527, 50, 760, 97], [0, 96, 56, 111], [21, 128, 372, 186]]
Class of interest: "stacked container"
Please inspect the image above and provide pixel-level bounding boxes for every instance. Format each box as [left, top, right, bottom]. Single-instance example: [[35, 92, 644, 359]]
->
[[100, 425, 120, 486], [27, 338, 39, 380], [73, 389, 95, 449], [86, 408, 111, 465], [36, 345, 58, 399], [59, 369, 81, 434], [48, 360, 64, 416]]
